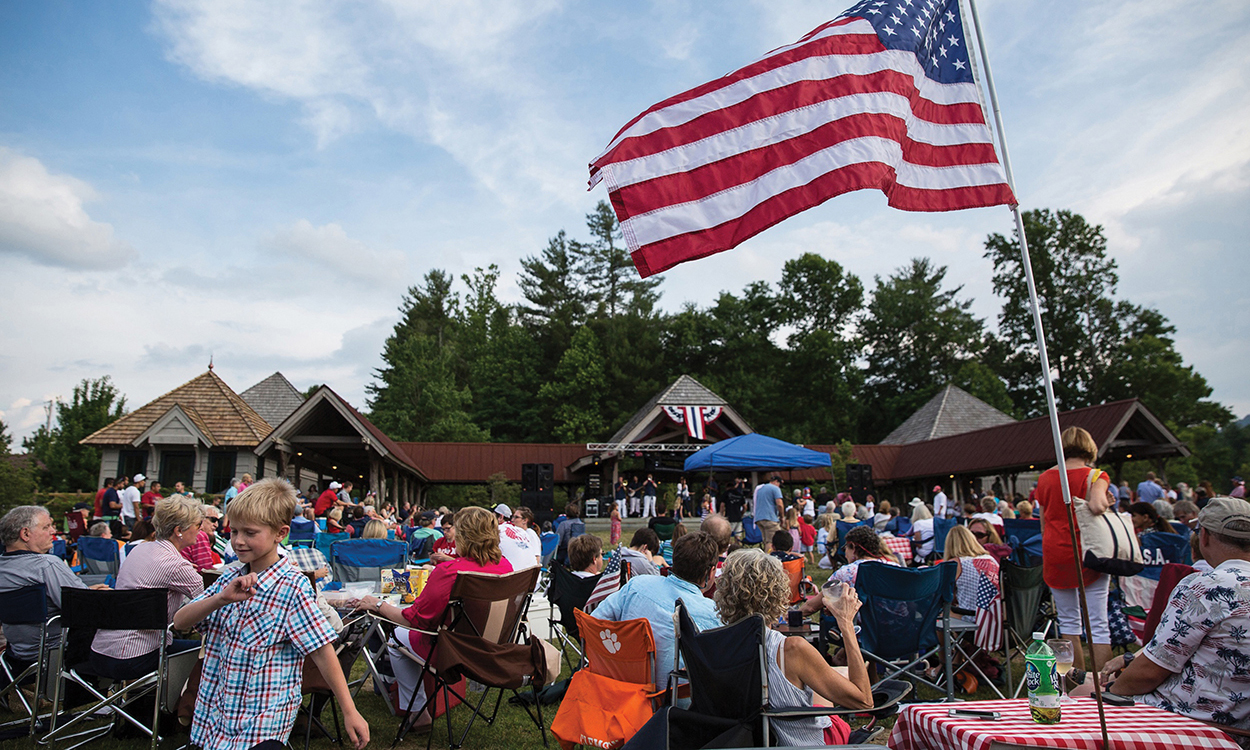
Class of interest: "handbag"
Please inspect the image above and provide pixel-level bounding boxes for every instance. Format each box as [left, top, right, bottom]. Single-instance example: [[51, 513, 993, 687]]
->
[[1073, 468, 1144, 576]]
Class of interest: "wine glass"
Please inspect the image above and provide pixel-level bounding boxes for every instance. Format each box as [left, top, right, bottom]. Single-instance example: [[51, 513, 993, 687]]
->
[[1048, 639, 1075, 702]]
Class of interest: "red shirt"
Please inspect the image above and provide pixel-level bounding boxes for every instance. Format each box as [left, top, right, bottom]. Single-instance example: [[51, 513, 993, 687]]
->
[[402, 556, 512, 659], [94, 488, 107, 518], [180, 531, 216, 572], [141, 491, 161, 506], [314, 490, 339, 516], [431, 537, 458, 559], [1036, 465, 1106, 589]]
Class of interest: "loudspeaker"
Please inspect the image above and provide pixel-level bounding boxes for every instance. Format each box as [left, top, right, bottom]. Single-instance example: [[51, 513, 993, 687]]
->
[[536, 463, 554, 491], [521, 463, 538, 493], [520, 490, 555, 514], [845, 463, 874, 501]]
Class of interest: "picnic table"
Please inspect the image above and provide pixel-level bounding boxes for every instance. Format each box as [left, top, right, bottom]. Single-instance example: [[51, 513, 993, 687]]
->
[[888, 697, 1241, 750]]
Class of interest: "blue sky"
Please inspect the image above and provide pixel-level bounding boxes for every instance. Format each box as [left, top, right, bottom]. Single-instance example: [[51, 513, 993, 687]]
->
[[1, 0, 1247, 442]]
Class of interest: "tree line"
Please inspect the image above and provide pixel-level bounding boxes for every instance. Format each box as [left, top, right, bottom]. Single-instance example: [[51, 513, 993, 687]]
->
[[10, 206, 1246, 496]]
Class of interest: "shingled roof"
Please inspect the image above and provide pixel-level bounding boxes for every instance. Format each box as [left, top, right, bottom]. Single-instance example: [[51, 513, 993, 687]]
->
[[880, 384, 1016, 445], [608, 375, 747, 444], [240, 372, 306, 429], [81, 370, 273, 448]]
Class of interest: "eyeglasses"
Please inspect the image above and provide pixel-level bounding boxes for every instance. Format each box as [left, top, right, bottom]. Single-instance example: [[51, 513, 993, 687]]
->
[[972, 531, 987, 540], [206, 517, 220, 524]]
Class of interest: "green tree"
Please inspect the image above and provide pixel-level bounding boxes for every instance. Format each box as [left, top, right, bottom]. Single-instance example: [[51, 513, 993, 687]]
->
[[776, 253, 863, 338], [858, 258, 990, 441], [367, 272, 487, 442], [23, 377, 127, 491], [518, 230, 591, 375], [578, 201, 661, 318], [538, 326, 609, 443], [0, 418, 37, 512], [984, 209, 1229, 429]]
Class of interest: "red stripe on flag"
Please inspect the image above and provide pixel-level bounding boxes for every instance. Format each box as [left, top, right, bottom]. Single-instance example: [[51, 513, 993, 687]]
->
[[627, 163, 1014, 277]]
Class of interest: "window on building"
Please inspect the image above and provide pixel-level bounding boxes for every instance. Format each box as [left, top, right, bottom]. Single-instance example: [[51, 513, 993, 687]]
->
[[118, 450, 147, 482], [160, 451, 195, 491], [206, 451, 236, 494]]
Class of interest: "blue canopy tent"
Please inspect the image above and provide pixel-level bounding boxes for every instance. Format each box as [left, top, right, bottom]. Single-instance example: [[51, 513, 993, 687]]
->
[[683, 433, 832, 472]]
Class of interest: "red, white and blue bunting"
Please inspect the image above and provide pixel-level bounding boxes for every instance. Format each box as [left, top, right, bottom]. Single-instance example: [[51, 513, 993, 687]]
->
[[662, 406, 723, 440]]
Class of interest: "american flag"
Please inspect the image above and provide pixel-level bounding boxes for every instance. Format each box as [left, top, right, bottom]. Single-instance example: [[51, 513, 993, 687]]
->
[[586, 545, 628, 609], [972, 556, 1003, 652], [663, 405, 723, 440], [589, 0, 1015, 278]]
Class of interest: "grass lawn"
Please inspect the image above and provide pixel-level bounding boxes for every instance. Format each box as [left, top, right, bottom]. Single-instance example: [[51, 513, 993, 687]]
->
[[0, 523, 1040, 749]]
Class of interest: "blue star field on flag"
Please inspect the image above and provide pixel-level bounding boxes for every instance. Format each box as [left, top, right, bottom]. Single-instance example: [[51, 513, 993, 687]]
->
[[839, 0, 974, 84]]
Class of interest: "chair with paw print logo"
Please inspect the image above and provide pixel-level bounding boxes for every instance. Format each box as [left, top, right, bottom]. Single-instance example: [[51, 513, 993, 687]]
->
[[551, 609, 660, 750]]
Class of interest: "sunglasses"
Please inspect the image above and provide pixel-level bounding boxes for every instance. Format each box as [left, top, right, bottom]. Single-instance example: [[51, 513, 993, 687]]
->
[[206, 517, 220, 524], [972, 530, 987, 539]]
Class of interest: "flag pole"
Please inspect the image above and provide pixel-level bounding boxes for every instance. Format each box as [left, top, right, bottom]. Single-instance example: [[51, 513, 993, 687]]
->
[[964, 1, 1110, 745]]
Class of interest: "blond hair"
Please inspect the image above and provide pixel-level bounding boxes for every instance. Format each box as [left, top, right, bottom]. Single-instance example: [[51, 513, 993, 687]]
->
[[361, 520, 388, 539], [944, 525, 988, 560], [1061, 426, 1098, 462], [816, 513, 836, 532], [455, 506, 503, 565], [714, 548, 789, 625], [153, 495, 203, 541], [226, 477, 297, 533]]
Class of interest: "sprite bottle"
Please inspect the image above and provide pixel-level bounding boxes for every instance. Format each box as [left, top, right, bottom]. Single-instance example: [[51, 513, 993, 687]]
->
[[1025, 632, 1061, 724]]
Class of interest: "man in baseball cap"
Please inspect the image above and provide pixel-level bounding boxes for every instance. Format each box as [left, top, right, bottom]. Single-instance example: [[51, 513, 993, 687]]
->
[[1101, 496, 1250, 733]]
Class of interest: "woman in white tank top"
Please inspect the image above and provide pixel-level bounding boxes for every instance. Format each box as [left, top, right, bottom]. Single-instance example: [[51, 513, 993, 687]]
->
[[715, 549, 874, 746]]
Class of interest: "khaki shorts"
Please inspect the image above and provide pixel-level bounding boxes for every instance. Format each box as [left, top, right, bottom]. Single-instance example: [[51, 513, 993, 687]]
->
[[756, 519, 779, 544]]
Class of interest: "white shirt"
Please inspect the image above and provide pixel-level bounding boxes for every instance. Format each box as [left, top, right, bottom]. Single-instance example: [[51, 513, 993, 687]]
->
[[120, 485, 141, 519], [933, 491, 952, 519], [972, 511, 1004, 529], [912, 518, 935, 559], [498, 522, 540, 572]]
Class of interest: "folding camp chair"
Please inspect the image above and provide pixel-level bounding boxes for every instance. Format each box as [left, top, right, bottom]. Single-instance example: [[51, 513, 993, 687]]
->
[[1121, 531, 1193, 611], [75, 536, 120, 577], [43, 588, 186, 750], [551, 610, 660, 750], [1001, 519, 1042, 565], [287, 522, 317, 547], [391, 566, 547, 750], [652, 522, 676, 542], [999, 560, 1054, 697], [330, 538, 407, 583], [0, 585, 55, 737], [626, 599, 910, 749], [931, 517, 957, 559], [546, 563, 601, 674], [315, 531, 350, 561], [855, 560, 959, 702], [408, 533, 435, 565], [299, 614, 371, 750], [741, 515, 762, 547], [937, 559, 1007, 699], [539, 533, 559, 568], [64, 511, 89, 543], [780, 557, 816, 606], [1128, 562, 1196, 646], [833, 520, 868, 563]]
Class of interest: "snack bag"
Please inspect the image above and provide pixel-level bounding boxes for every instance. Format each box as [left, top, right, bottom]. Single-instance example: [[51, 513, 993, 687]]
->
[[392, 569, 415, 603], [380, 569, 395, 594]]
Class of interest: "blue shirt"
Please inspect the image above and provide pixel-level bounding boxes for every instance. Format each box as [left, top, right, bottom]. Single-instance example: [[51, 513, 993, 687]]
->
[[754, 483, 783, 523], [594, 573, 720, 683], [1136, 480, 1164, 503]]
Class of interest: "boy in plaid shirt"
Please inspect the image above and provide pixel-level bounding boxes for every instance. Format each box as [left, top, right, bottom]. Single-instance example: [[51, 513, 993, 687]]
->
[[174, 478, 368, 750]]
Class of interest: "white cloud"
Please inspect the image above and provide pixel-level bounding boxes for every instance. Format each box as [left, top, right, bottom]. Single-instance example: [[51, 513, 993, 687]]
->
[[0, 149, 134, 268], [263, 220, 407, 287]]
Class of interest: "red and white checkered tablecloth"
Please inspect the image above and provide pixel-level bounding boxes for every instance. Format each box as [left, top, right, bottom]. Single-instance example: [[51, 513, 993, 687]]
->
[[882, 535, 912, 561], [888, 698, 1241, 750]]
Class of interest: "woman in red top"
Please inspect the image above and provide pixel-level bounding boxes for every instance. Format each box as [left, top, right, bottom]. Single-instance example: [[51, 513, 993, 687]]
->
[[1034, 426, 1113, 673], [355, 506, 512, 729]]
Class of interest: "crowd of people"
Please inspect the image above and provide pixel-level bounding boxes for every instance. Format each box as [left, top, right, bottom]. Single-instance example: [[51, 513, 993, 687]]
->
[[1, 449, 1247, 748]]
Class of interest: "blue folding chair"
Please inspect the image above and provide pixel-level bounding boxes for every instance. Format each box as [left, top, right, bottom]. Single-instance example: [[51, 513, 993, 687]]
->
[[315, 531, 350, 561], [834, 519, 870, 561], [75, 536, 120, 576], [1138, 530, 1192, 577], [330, 538, 407, 583], [884, 515, 912, 537], [0, 584, 54, 736], [741, 515, 762, 546], [288, 520, 317, 548], [540, 532, 560, 568], [855, 560, 960, 701], [407, 534, 434, 565], [1001, 518, 1042, 565], [931, 517, 958, 559], [51, 538, 69, 561]]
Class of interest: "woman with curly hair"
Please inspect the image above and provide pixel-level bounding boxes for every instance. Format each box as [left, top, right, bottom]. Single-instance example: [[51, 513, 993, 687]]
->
[[715, 549, 872, 746]]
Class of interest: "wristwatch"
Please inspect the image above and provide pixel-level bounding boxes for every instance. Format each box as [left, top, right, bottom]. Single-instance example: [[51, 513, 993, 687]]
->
[[374, 599, 383, 612]]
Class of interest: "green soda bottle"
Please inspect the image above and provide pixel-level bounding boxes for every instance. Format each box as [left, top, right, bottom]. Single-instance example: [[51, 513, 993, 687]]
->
[[1025, 632, 1061, 724]]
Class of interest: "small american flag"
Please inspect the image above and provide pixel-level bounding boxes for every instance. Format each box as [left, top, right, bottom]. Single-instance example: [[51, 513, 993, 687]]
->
[[586, 545, 627, 609], [972, 557, 1002, 652]]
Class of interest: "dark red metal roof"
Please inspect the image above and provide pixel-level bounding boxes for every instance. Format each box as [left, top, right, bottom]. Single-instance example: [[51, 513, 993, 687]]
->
[[398, 443, 594, 483]]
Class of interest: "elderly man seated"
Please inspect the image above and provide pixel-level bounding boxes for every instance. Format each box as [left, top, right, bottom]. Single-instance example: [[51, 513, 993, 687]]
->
[[1101, 497, 1250, 737], [0, 506, 106, 670], [593, 532, 721, 691]]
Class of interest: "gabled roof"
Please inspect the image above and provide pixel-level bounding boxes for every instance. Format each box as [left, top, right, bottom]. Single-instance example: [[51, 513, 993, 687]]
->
[[881, 384, 1016, 445], [256, 385, 426, 479], [607, 375, 752, 444], [240, 372, 306, 429], [81, 370, 272, 448]]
